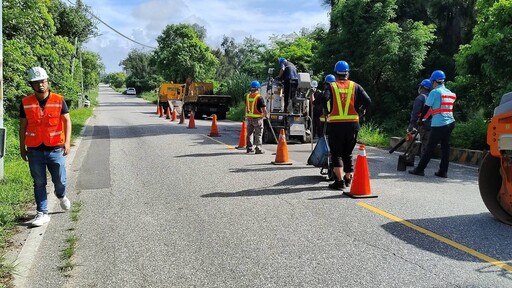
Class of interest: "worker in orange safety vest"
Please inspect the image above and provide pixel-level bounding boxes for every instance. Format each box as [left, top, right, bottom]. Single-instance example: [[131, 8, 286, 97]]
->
[[20, 67, 72, 227], [321, 61, 372, 191]]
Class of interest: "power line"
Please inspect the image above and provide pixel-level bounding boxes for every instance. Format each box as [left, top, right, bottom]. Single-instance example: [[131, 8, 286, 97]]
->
[[66, 0, 156, 49]]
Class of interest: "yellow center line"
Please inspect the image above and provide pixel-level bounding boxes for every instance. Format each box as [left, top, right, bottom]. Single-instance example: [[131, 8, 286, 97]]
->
[[358, 202, 512, 272], [203, 135, 236, 149]]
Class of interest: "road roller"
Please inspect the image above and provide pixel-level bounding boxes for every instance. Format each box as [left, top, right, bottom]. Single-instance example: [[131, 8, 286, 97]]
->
[[479, 92, 512, 224]]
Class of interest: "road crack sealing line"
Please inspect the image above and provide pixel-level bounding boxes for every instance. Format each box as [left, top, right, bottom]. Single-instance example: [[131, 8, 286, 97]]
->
[[357, 202, 512, 273]]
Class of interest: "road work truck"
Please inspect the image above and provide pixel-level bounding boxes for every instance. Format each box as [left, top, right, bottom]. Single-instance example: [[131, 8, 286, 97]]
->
[[158, 80, 231, 120], [260, 68, 313, 144]]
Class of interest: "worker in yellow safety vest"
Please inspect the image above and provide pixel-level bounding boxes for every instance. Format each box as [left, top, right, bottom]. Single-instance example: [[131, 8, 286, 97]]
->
[[321, 61, 372, 190], [245, 80, 268, 154]]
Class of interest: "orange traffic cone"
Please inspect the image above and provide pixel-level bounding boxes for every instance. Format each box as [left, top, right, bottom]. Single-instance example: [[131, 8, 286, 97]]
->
[[171, 110, 177, 121], [179, 110, 185, 124], [236, 121, 247, 149], [209, 114, 220, 137], [271, 129, 292, 165], [165, 107, 171, 119], [187, 111, 196, 129], [158, 105, 163, 117], [344, 145, 377, 198], [156, 103, 159, 115]]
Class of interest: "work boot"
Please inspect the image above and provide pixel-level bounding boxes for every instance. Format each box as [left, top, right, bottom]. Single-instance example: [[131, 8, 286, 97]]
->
[[343, 176, 352, 187], [408, 169, 425, 176], [255, 148, 265, 154], [328, 179, 345, 190], [434, 171, 448, 178]]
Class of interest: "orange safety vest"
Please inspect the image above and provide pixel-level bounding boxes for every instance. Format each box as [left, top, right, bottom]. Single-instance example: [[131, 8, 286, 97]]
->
[[431, 93, 456, 116], [22, 93, 66, 147], [328, 80, 358, 122], [246, 92, 264, 118]]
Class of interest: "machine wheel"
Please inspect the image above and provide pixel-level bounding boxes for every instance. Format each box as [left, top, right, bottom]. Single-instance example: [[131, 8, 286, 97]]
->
[[479, 153, 512, 225], [262, 123, 277, 144]]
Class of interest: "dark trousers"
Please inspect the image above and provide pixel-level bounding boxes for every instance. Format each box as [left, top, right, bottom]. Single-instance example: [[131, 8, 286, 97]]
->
[[313, 107, 324, 138], [415, 122, 455, 173], [283, 79, 298, 112], [327, 122, 359, 173]]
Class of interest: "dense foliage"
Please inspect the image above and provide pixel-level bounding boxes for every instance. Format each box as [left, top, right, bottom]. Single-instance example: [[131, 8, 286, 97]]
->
[[101, 0, 510, 150], [3, 0, 102, 117]]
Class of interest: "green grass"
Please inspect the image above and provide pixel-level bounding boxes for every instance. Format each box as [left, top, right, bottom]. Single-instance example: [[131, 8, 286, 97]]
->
[[358, 122, 390, 148], [70, 201, 82, 223], [59, 233, 78, 275]]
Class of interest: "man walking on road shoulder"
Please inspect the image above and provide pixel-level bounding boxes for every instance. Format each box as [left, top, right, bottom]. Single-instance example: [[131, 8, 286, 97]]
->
[[19, 67, 72, 227]]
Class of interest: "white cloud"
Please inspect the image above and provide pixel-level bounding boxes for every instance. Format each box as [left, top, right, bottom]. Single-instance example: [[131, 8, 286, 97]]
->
[[83, 0, 329, 73]]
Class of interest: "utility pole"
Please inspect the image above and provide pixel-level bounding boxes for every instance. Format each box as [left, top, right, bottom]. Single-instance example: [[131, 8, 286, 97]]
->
[[0, 1, 5, 180]]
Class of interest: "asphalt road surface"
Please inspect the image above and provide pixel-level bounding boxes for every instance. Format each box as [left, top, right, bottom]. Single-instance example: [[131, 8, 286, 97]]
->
[[13, 85, 512, 287]]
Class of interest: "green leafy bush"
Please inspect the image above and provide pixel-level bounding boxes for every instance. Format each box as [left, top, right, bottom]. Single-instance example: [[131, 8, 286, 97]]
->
[[227, 102, 246, 122], [358, 122, 389, 148], [451, 117, 489, 150], [217, 72, 253, 105]]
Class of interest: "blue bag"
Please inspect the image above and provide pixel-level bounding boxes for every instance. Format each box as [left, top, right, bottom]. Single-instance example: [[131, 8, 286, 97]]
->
[[307, 136, 329, 167]]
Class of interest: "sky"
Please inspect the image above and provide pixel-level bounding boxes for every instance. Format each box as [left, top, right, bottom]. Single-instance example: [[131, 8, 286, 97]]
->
[[81, 0, 330, 73]]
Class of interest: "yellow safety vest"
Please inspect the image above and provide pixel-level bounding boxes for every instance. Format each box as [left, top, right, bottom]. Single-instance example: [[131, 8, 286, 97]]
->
[[246, 92, 263, 118], [328, 80, 358, 122]]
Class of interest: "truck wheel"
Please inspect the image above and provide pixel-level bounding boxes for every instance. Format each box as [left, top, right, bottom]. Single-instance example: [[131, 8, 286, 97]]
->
[[262, 125, 275, 144], [218, 111, 227, 120]]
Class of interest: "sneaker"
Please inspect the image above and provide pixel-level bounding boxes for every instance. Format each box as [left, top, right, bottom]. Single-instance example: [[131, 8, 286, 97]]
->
[[435, 171, 448, 178], [328, 180, 345, 190], [408, 169, 425, 176], [246, 148, 254, 153], [32, 212, 50, 227], [255, 148, 265, 154], [59, 196, 71, 211]]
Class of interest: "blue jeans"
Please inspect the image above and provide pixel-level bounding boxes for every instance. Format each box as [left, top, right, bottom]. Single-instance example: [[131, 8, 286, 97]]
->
[[27, 148, 67, 213]]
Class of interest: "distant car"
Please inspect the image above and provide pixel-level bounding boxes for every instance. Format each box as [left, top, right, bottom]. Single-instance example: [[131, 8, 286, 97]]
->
[[126, 87, 137, 95]]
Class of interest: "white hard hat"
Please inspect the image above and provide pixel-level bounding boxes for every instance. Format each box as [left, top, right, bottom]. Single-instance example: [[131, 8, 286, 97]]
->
[[28, 67, 49, 82], [311, 80, 318, 88]]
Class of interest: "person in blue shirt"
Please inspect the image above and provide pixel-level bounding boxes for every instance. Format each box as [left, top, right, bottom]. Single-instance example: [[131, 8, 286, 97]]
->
[[409, 70, 456, 178], [276, 58, 299, 113]]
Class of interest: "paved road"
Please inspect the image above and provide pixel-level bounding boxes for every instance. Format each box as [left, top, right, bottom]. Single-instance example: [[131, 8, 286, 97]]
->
[[16, 85, 512, 287]]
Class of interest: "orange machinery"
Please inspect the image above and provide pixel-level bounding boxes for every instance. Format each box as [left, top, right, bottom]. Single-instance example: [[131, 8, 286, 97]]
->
[[479, 92, 512, 224]]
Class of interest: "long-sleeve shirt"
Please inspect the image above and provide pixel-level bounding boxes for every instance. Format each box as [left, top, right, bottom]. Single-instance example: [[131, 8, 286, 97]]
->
[[408, 93, 431, 131]]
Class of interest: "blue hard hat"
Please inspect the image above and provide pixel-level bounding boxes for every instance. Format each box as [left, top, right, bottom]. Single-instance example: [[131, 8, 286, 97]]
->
[[279, 57, 286, 65], [419, 79, 432, 89], [250, 80, 261, 89], [430, 70, 446, 82], [324, 74, 336, 83], [334, 60, 350, 74]]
